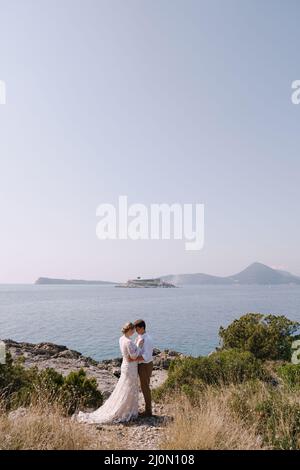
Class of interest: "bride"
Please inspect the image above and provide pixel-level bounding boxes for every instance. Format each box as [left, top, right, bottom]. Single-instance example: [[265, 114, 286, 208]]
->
[[76, 322, 143, 424]]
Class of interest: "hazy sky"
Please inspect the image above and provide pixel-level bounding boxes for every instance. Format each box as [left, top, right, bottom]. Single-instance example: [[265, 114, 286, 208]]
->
[[1, 0, 300, 283]]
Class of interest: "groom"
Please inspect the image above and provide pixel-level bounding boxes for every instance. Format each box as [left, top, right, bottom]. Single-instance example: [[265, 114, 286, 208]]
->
[[134, 319, 154, 417]]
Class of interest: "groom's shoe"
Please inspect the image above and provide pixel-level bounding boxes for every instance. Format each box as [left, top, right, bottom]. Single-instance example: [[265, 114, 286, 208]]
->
[[139, 411, 153, 418]]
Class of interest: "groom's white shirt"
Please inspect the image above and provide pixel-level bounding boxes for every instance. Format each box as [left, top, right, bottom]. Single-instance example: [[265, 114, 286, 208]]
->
[[136, 333, 153, 364]]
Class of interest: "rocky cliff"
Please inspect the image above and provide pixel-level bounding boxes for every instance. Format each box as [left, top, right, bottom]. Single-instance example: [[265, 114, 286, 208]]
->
[[3, 339, 185, 398]]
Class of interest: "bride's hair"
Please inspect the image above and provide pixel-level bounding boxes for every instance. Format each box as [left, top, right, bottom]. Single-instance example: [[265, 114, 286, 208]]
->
[[122, 322, 135, 334]]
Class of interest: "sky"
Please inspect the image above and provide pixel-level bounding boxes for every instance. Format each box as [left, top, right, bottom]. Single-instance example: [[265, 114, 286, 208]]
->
[[1, 0, 300, 283]]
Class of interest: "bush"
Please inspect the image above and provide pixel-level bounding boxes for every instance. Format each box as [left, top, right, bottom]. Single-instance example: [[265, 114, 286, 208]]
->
[[219, 313, 300, 360], [255, 396, 300, 449], [0, 354, 102, 414], [227, 379, 300, 450], [0, 353, 33, 405], [153, 349, 265, 401], [61, 369, 103, 414], [277, 364, 300, 389]]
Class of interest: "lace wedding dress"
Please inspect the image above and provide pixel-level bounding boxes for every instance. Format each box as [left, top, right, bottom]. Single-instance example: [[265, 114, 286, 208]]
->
[[76, 336, 141, 424]]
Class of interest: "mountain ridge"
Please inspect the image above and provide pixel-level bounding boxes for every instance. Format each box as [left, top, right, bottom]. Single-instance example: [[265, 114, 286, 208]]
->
[[161, 262, 300, 285]]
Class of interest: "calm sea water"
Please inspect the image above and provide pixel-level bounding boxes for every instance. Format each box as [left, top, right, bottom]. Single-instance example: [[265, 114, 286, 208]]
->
[[0, 284, 300, 361]]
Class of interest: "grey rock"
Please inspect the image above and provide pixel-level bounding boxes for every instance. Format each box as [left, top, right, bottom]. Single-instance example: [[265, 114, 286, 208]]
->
[[168, 350, 179, 357], [2, 339, 185, 400], [161, 359, 171, 369], [8, 407, 28, 420], [58, 349, 81, 359], [112, 358, 122, 367], [112, 367, 121, 378]]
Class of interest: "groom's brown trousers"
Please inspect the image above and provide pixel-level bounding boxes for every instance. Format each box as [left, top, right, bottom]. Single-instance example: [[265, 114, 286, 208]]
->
[[138, 362, 153, 415]]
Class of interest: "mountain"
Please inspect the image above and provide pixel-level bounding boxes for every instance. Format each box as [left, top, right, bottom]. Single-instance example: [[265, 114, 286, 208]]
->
[[227, 262, 300, 284], [161, 273, 232, 285], [35, 277, 114, 285], [161, 262, 300, 285]]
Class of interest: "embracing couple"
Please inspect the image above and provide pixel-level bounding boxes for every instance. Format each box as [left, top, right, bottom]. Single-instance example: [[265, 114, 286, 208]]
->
[[77, 319, 154, 424]]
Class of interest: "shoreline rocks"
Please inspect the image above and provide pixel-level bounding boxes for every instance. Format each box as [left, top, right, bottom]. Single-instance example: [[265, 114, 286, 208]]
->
[[1, 339, 184, 450], [2, 339, 185, 397]]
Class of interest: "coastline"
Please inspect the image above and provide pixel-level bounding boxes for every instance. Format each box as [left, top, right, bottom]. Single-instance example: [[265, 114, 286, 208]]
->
[[0, 339, 186, 450], [2, 339, 185, 398]]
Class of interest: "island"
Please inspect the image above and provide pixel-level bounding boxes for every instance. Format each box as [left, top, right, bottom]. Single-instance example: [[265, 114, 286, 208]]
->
[[35, 277, 115, 285], [116, 277, 176, 288]]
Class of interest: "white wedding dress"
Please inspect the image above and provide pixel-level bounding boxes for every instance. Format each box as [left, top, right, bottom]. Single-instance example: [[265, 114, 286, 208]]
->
[[76, 336, 141, 424]]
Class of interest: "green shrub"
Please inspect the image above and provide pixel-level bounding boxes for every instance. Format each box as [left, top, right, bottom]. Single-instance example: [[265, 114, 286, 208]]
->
[[0, 353, 33, 405], [61, 369, 103, 414], [255, 397, 300, 449], [153, 349, 265, 401], [219, 313, 300, 360], [0, 354, 102, 414], [228, 379, 266, 419], [227, 380, 300, 450], [277, 363, 300, 389]]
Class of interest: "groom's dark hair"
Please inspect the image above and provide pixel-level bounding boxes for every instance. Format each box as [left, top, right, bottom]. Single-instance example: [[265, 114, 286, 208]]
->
[[134, 319, 146, 330]]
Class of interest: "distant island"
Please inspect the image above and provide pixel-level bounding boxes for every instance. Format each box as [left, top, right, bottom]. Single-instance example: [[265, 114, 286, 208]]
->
[[35, 263, 300, 286], [116, 277, 176, 288], [35, 277, 115, 285]]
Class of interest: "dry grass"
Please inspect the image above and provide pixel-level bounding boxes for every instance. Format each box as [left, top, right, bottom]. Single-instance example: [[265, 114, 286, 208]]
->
[[0, 404, 117, 450], [3, 375, 300, 450], [160, 387, 266, 450]]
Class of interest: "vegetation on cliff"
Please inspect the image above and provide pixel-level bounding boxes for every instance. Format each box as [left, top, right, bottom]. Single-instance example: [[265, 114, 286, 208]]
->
[[2, 312, 300, 449], [0, 353, 102, 414], [156, 313, 300, 450]]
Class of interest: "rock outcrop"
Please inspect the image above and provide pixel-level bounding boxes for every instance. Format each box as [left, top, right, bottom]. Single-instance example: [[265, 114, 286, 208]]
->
[[3, 339, 185, 398]]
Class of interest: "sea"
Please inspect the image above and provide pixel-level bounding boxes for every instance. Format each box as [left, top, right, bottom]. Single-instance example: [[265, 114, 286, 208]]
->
[[0, 284, 300, 361]]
